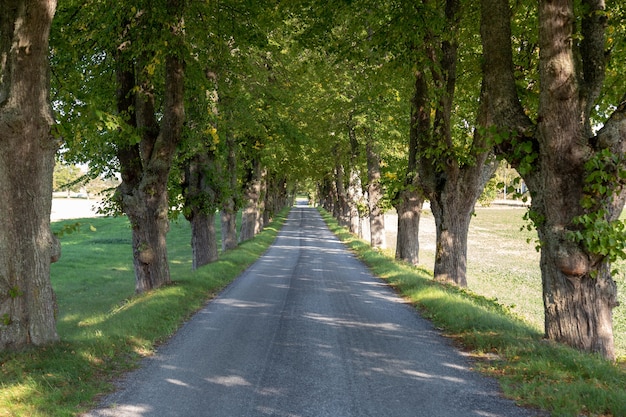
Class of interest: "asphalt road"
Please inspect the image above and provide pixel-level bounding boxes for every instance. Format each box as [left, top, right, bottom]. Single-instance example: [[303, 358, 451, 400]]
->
[[84, 207, 541, 417]]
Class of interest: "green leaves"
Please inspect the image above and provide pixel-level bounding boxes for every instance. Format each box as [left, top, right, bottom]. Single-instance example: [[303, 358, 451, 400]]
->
[[569, 211, 626, 264], [567, 149, 626, 265]]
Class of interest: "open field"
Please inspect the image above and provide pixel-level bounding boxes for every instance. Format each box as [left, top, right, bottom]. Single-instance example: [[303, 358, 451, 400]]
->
[[384, 204, 626, 360]]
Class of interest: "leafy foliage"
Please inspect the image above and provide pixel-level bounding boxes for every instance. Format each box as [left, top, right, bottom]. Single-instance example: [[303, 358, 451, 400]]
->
[[568, 149, 626, 264]]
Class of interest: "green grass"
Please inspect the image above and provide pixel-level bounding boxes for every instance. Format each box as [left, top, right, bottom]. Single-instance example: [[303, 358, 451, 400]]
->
[[0, 210, 288, 417], [2, 205, 625, 417], [322, 208, 626, 417], [386, 206, 626, 359]]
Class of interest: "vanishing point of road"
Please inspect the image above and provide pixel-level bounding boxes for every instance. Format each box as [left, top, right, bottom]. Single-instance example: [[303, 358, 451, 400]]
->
[[84, 206, 542, 417]]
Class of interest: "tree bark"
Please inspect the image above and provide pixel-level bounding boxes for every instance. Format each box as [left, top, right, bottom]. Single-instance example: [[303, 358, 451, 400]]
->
[[114, 0, 185, 293], [183, 152, 219, 270], [395, 189, 423, 265], [0, 0, 59, 349], [430, 183, 470, 287], [240, 156, 262, 243], [221, 134, 238, 251], [366, 135, 385, 249], [190, 211, 218, 270], [480, 0, 626, 359], [255, 168, 267, 234], [335, 162, 350, 227], [346, 168, 364, 236]]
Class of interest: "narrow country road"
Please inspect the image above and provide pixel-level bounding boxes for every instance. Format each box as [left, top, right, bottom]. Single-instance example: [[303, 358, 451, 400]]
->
[[84, 207, 541, 417]]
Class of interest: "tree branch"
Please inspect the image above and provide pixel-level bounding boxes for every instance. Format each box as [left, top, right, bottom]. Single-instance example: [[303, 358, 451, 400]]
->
[[580, 0, 608, 135]]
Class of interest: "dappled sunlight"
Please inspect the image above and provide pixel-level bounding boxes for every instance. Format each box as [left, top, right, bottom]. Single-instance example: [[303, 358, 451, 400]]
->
[[165, 378, 193, 388], [91, 404, 153, 416], [212, 298, 274, 309], [401, 369, 467, 384], [204, 375, 252, 387], [303, 312, 402, 332]]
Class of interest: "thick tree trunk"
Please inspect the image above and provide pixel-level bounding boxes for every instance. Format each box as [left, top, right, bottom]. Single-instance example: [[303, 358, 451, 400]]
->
[[366, 136, 385, 249], [0, 0, 59, 349], [346, 122, 363, 235], [395, 189, 423, 265], [128, 204, 171, 293], [430, 188, 472, 287], [183, 153, 219, 270], [539, 233, 618, 359], [190, 211, 218, 270], [255, 168, 267, 234], [220, 207, 238, 251], [396, 61, 428, 265], [263, 174, 286, 224]]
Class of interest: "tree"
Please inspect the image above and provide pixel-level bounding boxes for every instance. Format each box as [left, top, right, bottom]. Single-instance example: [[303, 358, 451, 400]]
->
[[413, 0, 496, 286], [113, 0, 186, 293], [480, 0, 626, 360], [394, 68, 426, 265], [53, 162, 83, 194], [0, 0, 59, 349]]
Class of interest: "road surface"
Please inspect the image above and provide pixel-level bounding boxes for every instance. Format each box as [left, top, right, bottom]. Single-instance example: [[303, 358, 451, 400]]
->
[[84, 207, 541, 417]]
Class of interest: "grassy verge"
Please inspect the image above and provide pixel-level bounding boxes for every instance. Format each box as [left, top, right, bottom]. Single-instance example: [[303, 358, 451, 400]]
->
[[320, 209, 626, 417], [0, 209, 288, 417]]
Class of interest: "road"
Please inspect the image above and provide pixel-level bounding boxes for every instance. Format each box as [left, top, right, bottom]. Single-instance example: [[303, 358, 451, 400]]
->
[[84, 207, 541, 417]]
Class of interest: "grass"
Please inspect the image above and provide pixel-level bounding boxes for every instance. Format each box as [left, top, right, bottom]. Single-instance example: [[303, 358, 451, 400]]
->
[[322, 208, 626, 417], [2, 205, 625, 416], [385, 205, 626, 359], [0, 210, 288, 417]]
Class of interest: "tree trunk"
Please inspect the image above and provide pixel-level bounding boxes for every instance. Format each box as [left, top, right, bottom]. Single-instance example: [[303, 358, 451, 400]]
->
[[190, 211, 218, 270], [0, 0, 59, 349], [346, 168, 363, 235], [430, 185, 472, 287], [220, 207, 238, 251], [183, 153, 219, 270], [256, 169, 267, 234], [346, 121, 363, 235], [220, 134, 238, 251], [114, 0, 185, 293], [539, 234, 618, 359], [240, 157, 262, 243], [335, 163, 350, 227], [366, 136, 385, 249], [128, 205, 171, 293], [395, 188, 423, 265]]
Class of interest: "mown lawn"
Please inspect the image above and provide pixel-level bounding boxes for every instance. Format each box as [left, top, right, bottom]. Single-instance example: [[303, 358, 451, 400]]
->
[[386, 205, 626, 360]]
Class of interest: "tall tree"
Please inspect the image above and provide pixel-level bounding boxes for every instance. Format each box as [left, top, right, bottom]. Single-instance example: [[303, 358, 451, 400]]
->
[[0, 0, 59, 349], [394, 68, 427, 265], [114, 0, 186, 293], [480, 0, 626, 360], [414, 0, 496, 286]]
